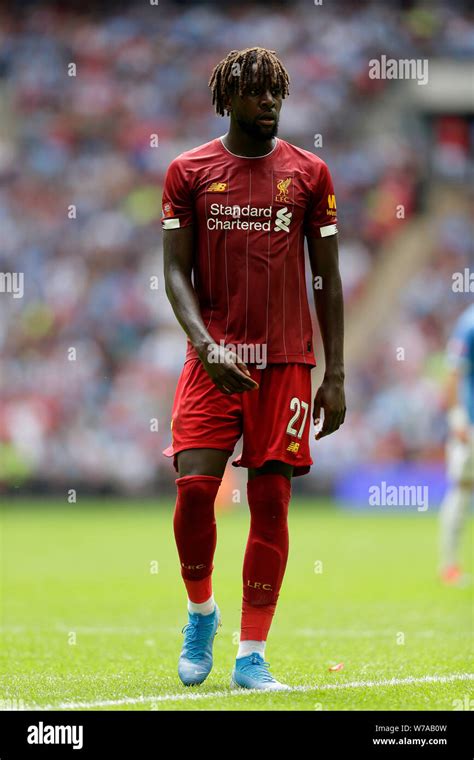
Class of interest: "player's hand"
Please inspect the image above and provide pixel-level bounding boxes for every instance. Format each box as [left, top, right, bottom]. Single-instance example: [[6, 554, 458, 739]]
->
[[313, 375, 346, 439], [448, 407, 470, 443], [200, 343, 259, 395]]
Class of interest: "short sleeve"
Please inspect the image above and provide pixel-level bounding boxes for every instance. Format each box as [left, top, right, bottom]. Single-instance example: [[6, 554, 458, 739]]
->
[[161, 158, 194, 230], [304, 160, 338, 239]]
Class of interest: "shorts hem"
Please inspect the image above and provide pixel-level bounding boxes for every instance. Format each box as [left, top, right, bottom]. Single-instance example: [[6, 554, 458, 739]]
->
[[163, 443, 235, 473], [163, 443, 235, 457], [232, 456, 313, 477]]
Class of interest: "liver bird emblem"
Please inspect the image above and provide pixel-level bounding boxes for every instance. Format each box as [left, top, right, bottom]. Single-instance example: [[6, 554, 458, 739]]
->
[[276, 176, 292, 202]]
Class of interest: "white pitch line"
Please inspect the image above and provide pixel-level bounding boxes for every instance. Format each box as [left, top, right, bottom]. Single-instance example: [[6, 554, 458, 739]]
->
[[1, 626, 469, 638], [0, 625, 176, 635], [25, 673, 474, 710]]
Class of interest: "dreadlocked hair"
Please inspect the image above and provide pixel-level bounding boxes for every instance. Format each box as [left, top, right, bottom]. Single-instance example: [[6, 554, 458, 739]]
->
[[208, 47, 290, 116]]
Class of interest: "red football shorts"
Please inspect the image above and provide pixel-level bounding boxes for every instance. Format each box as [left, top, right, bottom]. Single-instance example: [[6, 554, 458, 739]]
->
[[163, 358, 314, 477]]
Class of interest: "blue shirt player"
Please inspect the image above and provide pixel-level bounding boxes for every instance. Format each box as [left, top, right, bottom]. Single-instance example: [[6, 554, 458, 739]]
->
[[439, 304, 474, 584]]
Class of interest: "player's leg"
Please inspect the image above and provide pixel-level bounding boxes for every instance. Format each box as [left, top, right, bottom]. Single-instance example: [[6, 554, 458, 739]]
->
[[173, 448, 231, 685], [231, 363, 312, 690], [440, 480, 472, 584], [163, 358, 241, 685], [439, 434, 473, 583], [232, 461, 294, 690], [237, 461, 293, 663], [175, 448, 229, 612], [240, 460, 293, 656]]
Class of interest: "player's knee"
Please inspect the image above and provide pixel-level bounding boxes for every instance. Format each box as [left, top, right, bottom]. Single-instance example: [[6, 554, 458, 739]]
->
[[174, 475, 220, 527], [176, 474, 220, 498], [247, 472, 291, 531]]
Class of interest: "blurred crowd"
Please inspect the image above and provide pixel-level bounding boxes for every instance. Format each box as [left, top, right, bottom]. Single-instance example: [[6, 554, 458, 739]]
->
[[312, 210, 473, 485], [0, 1, 472, 493]]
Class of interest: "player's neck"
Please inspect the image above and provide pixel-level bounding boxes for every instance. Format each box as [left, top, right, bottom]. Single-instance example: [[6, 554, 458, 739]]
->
[[222, 126, 276, 158]]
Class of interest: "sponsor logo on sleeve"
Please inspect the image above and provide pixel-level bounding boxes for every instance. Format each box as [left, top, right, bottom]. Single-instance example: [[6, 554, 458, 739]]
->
[[326, 194, 337, 216], [162, 202, 174, 218]]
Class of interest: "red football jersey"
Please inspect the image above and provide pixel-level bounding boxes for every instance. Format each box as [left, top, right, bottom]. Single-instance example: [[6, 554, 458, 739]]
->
[[161, 136, 338, 366]]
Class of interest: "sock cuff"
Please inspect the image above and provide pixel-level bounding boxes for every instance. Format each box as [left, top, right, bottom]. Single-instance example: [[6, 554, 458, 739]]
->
[[176, 474, 222, 487], [184, 575, 214, 604]]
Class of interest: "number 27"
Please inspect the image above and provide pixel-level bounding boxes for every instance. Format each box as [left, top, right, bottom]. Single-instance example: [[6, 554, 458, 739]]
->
[[286, 397, 309, 439]]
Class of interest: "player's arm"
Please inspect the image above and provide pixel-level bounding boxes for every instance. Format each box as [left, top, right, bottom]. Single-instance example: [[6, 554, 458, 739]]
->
[[307, 234, 346, 439], [163, 227, 258, 395], [444, 322, 471, 443]]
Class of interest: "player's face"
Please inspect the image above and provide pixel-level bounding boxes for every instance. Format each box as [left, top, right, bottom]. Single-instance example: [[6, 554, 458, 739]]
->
[[228, 79, 283, 141]]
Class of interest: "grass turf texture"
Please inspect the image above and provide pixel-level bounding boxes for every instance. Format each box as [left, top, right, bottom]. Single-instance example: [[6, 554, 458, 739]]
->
[[1, 499, 472, 711]]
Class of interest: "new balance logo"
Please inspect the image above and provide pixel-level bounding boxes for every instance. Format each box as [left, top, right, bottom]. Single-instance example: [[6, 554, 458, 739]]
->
[[274, 206, 292, 233], [208, 182, 227, 192]]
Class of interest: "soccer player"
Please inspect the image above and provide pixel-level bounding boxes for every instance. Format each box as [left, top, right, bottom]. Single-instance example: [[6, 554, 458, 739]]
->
[[162, 47, 346, 690], [439, 304, 474, 585]]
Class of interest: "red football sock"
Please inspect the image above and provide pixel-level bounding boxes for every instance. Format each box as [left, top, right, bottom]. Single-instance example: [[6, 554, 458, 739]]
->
[[173, 475, 221, 603], [240, 473, 291, 640]]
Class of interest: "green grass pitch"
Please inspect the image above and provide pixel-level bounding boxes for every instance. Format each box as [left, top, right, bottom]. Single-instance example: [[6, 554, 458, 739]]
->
[[1, 499, 472, 711]]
